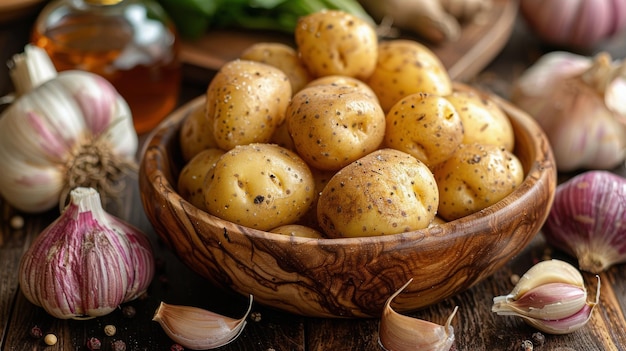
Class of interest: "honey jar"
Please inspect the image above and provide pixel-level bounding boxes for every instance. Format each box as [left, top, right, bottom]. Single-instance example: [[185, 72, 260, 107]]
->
[[31, 0, 182, 134]]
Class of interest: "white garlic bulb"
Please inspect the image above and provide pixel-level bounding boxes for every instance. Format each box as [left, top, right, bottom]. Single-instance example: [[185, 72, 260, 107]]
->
[[511, 51, 626, 172], [0, 45, 137, 213]]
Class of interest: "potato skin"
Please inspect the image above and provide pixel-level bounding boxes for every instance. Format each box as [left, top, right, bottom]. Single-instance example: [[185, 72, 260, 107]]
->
[[240, 42, 313, 94], [384, 93, 464, 168], [317, 148, 439, 238], [295, 10, 378, 80], [367, 40, 452, 112], [206, 60, 292, 150], [433, 143, 524, 221], [446, 89, 515, 152], [177, 148, 225, 210], [286, 84, 386, 171], [204, 143, 315, 230], [270, 224, 325, 238], [179, 104, 219, 162]]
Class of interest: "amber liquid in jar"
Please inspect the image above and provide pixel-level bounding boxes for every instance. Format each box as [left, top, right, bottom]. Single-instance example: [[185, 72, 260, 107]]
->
[[32, 1, 181, 134]]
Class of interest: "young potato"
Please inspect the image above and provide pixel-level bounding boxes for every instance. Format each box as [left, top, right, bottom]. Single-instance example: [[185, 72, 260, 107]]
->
[[177, 148, 225, 211], [367, 39, 452, 112], [317, 148, 439, 238], [446, 89, 515, 152], [384, 92, 464, 168], [179, 104, 219, 162], [206, 60, 292, 150], [270, 224, 325, 238], [240, 42, 313, 94], [433, 143, 524, 221], [294, 10, 378, 80], [306, 75, 379, 103], [286, 83, 386, 171], [204, 143, 315, 231]]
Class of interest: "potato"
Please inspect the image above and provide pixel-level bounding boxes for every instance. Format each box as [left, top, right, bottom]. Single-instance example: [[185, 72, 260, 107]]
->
[[204, 143, 315, 230], [384, 93, 464, 168], [317, 148, 439, 238], [306, 75, 378, 102], [446, 89, 515, 152], [205, 60, 292, 150], [240, 42, 313, 94], [270, 224, 325, 238], [270, 121, 296, 151], [179, 104, 218, 162], [295, 10, 378, 80], [367, 39, 452, 112], [286, 83, 386, 170], [177, 148, 225, 210], [433, 143, 524, 221]]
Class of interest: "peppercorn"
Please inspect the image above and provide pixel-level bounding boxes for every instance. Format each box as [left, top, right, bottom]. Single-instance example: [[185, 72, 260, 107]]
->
[[104, 324, 116, 337], [532, 332, 546, 346], [111, 339, 126, 351], [121, 305, 136, 319], [29, 325, 43, 339], [87, 337, 102, 350], [44, 333, 57, 346]]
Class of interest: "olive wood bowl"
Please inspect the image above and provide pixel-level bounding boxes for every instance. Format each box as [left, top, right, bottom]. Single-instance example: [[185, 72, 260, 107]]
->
[[139, 84, 557, 318]]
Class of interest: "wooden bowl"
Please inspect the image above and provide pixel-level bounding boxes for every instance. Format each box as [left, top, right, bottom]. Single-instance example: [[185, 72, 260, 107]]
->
[[139, 85, 557, 318]]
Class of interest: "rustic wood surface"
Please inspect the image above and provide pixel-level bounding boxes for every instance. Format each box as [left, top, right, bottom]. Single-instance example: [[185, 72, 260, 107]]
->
[[2, 8, 626, 351]]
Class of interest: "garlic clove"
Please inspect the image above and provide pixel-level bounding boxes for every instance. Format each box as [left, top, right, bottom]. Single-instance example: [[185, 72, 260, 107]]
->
[[492, 259, 600, 335], [508, 259, 584, 297], [378, 279, 458, 351], [492, 282, 587, 320], [511, 276, 601, 335], [153, 295, 253, 350]]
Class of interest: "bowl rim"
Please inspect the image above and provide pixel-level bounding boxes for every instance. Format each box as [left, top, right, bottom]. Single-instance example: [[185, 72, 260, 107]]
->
[[139, 83, 557, 317]]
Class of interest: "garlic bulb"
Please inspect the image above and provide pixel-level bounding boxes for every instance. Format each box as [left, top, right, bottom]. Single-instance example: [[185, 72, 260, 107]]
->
[[18, 187, 154, 319], [520, 0, 626, 49], [492, 259, 600, 335], [543, 170, 626, 273], [511, 51, 626, 172], [0, 45, 138, 213], [153, 295, 253, 350], [378, 279, 458, 351]]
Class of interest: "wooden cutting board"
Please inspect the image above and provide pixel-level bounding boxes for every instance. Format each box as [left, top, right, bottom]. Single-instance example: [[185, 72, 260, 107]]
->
[[179, 0, 518, 82]]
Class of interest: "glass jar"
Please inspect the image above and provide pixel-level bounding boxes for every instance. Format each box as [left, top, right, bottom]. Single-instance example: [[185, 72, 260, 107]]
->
[[31, 0, 181, 134]]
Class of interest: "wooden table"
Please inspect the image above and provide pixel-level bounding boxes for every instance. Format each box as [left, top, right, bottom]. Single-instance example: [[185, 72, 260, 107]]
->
[[2, 9, 626, 351]]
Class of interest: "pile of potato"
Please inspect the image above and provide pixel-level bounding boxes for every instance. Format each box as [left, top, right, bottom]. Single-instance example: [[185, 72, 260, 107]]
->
[[177, 10, 524, 239]]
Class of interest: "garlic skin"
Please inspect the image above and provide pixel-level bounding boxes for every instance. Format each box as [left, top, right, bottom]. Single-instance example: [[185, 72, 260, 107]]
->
[[511, 51, 626, 172], [153, 295, 253, 350], [520, 0, 626, 49], [543, 170, 626, 273], [18, 187, 154, 319], [492, 259, 600, 335], [0, 45, 138, 213], [379, 279, 457, 351]]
